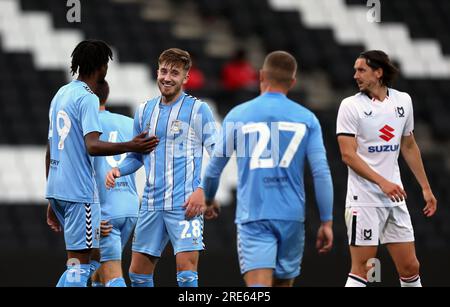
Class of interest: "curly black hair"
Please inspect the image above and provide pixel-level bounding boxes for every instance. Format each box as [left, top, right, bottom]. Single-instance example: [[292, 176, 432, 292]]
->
[[70, 40, 113, 77]]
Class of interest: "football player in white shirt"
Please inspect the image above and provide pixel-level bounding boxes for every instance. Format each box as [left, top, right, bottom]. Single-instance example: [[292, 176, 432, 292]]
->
[[336, 50, 437, 287]]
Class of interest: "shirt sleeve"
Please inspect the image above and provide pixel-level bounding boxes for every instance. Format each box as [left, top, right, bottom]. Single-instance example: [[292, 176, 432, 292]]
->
[[194, 101, 218, 156], [403, 94, 414, 136], [306, 115, 334, 222], [336, 98, 358, 136], [118, 105, 144, 175], [79, 94, 103, 136], [199, 112, 235, 199]]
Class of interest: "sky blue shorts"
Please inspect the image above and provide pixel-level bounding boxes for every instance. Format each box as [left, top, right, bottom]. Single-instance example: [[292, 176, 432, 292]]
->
[[237, 220, 305, 279], [100, 217, 137, 262], [132, 209, 204, 257], [49, 199, 100, 251]]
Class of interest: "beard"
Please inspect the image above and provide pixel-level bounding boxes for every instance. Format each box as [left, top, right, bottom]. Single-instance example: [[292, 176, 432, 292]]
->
[[158, 81, 182, 102]]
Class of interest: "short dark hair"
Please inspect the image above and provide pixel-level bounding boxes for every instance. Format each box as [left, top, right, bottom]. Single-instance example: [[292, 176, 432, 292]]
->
[[358, 50, 399, 87], [95, 80, 110, 105], [71, 40, 113, 77], [158, 48, 191, 71], [262, 51, 297, 88]]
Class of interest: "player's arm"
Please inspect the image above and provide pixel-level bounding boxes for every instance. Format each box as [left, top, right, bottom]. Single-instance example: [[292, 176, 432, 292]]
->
[[45, 142, 61, 232], [401, 134, 437, 217], [84, 131, 158, 156], [105, 154, 144, 188], [306, 117, 333, 253], [185, 111, 233, 219], [338, 135, 406, 202], [81, 94, 158, 156], [45, 142, 50, 179], [105, 106, 148, 188]]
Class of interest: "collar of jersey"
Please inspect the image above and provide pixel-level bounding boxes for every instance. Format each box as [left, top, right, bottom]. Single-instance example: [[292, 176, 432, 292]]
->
[[263, 92, 286, 98], [364, 89, 390, 103], [159, 92, 186, 107]]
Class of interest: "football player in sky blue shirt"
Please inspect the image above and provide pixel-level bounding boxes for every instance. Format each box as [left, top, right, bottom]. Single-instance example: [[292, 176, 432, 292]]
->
[[87, 81, 139, 287], [106, 48, 217, 287], [199, 51, 334, 287], [45, 40, 158, 287]]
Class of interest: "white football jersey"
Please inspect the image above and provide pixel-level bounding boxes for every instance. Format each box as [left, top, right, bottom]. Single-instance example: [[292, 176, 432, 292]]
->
[[336, 88, 414, 207]]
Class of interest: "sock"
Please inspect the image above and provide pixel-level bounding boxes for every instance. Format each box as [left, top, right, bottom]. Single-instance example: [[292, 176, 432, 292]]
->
[[56, 270, 67, 287], [129, 272, 154, 287], [64, 264, 91, 287], [177, 270, 198, 287], [345, 273, 367, 287], [92, 281, 104, 287], [106, 277, 127, 287], [89, 260, 101, 278], [248, 284, 267, 287], [400, 274, 422, 287]]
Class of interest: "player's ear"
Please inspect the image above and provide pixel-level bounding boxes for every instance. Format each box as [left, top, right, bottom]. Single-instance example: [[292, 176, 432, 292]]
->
[[288, 77, 297, 90], [183, 71, 189, 85], [259, 69, 265, 83], [375, 67, 383, 80]]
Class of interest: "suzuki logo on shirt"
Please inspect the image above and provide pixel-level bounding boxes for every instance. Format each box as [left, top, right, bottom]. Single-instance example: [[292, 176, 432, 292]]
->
[[379, 125, 395, 142]]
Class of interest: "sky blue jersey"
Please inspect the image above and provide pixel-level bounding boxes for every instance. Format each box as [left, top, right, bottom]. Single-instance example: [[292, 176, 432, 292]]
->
[[46, 80, 102, 204], [119, 92, 216, 211], [201, 92, 333, 224], [94, 111, 139, 220]]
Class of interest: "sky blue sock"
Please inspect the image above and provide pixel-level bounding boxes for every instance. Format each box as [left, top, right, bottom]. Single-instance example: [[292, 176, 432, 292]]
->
[[56, 270, 67, 287], [64, 264, 91, 287], [89, 260, 101, 278], [177, 271, 198, 287], [129, 272, 154, 287], [248, 283, 267, 287], [106, 277, 127, 287], [91, 281, 104, 287]]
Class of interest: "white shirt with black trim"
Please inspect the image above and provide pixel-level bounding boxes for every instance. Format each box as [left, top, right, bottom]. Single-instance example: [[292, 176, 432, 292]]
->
[[336, 88, 414, 207]]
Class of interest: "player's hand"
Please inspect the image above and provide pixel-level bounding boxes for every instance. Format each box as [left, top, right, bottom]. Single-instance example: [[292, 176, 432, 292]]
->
[[130, 132, 159, 154], [422, 187, 437, 217], [183, 188, 206, 219], [47, 203, 61, 233], [100, 220, 113, 237], [106, 167, 120, 189], [379, 179, 407, 202], [316, 221, 333, 254], [204, 200, 220, 220]]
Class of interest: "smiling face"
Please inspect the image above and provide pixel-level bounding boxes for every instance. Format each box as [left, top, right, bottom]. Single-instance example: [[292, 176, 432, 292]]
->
[[354, 58, 383, 94], [157, 62, 189, 103]]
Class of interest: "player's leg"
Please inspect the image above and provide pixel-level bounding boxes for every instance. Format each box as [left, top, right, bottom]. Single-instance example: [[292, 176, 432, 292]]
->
[[63, 202, 101, 287], [51, 200, 100, 287], [129, 211, 168, 287], [272, 220, 305, 287], [98, 218, 126, 287], [168, 211, 204, 287], [99, 217, 138, 287], [237, 221, 277, 287], [90, 248, 103, 287], [382, 205, 420, 287], [344, 207, 380, 287]]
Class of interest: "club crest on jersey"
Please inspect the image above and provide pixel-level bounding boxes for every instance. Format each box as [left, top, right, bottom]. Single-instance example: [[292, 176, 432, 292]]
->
[[396, 106, 405, 118], [171, 120, 182, 134]]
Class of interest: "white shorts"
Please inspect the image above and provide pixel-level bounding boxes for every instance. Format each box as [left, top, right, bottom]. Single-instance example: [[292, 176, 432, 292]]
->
[[345, 205, 415, 246]]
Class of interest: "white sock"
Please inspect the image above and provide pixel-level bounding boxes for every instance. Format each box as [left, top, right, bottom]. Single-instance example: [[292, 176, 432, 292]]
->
[[400, 274, 421, 287], [345, 273, 367, 287]]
